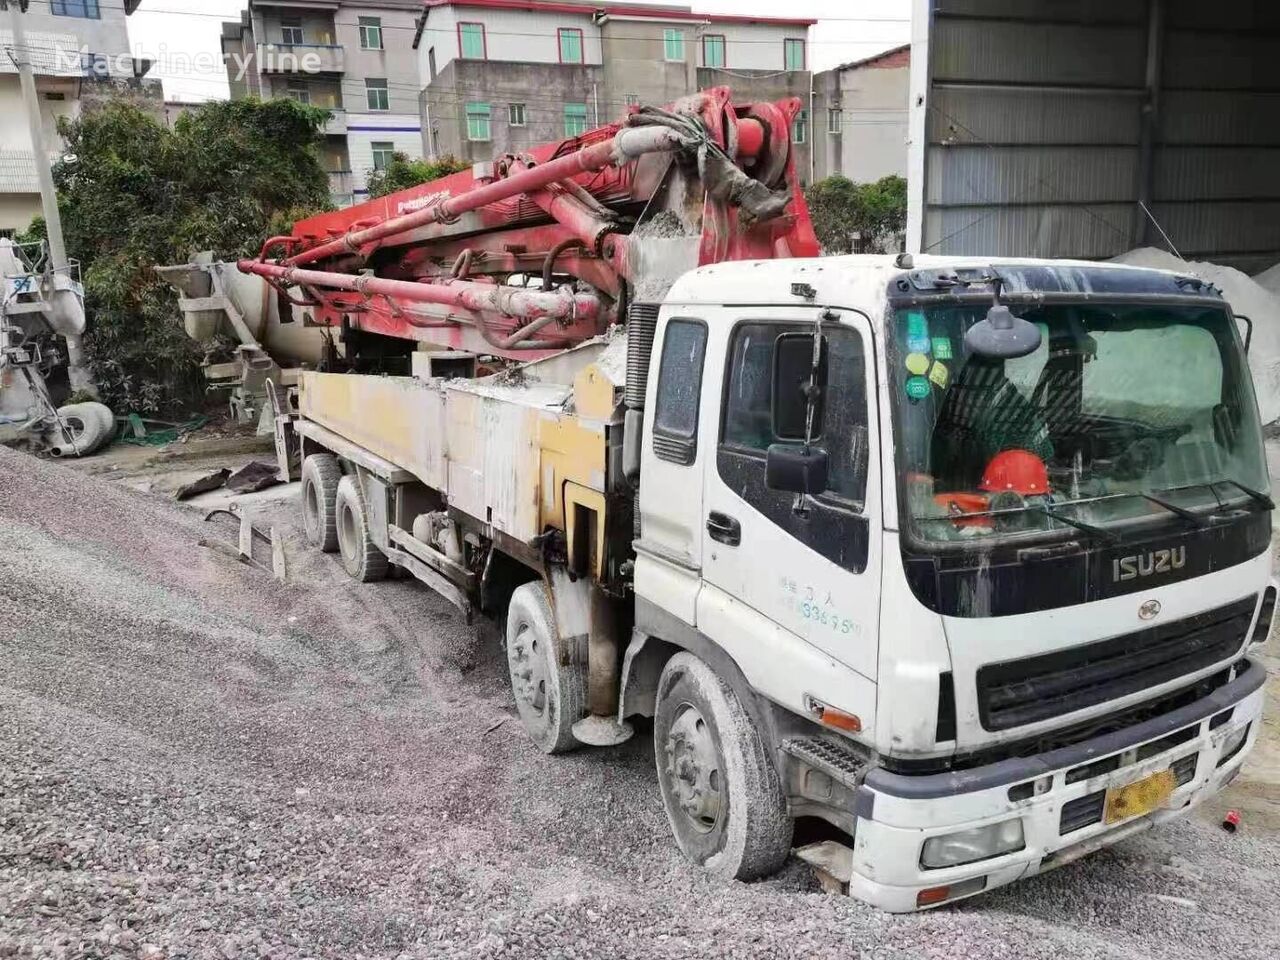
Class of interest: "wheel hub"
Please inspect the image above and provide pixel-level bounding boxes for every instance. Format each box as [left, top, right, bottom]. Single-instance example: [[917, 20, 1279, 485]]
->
[[509, 624, 548, 716], [664, 703, 722, 833]]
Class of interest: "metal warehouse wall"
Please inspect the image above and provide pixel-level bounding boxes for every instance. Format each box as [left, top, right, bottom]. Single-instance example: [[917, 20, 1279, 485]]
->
[[906, 0, 1280, 271]]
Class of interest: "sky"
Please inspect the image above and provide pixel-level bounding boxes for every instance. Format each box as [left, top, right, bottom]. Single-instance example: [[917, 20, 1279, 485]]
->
[[129, 0, 912, 103]]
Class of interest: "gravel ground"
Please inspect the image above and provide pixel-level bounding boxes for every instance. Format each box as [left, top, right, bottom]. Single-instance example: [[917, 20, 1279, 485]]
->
[[3, 444, 1279, 959]]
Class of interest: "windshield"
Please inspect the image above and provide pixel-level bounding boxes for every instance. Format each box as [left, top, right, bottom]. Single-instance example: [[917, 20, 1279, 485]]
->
[[890, 301, 1267, 544]]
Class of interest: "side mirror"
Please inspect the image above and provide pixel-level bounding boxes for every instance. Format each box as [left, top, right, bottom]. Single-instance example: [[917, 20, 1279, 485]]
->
[[766, 443, 828, 495], [964, 304, 1042, 359], [772, 331, 826, 439], [1236, 314, 1253, 354]]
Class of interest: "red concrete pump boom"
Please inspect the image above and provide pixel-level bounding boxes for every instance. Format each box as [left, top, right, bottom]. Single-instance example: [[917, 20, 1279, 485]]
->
[[238, 88, 819, 359]]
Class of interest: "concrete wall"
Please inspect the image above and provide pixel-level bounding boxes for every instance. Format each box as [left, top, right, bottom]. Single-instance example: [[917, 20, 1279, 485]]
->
[[422, 58, 604, 164], [813, 50, 910, 185], [418, 6, 602, 79]]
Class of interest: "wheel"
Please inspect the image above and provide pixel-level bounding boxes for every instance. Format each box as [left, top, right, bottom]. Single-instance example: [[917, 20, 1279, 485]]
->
[[505, 581, 587, 754], [82, 402, 115, 445], [49, 403, 107, 457], [334, 474, 388, 582], [654, 652, 793, 881], [300, 453, 341, 552]]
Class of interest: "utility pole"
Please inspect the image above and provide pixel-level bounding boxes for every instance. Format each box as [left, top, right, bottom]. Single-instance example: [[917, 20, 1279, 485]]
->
[[2, 0, 94, 393]]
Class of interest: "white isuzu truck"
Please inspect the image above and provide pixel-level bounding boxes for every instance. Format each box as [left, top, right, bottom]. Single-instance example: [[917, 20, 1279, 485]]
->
[[277, 251, 1273, 911]]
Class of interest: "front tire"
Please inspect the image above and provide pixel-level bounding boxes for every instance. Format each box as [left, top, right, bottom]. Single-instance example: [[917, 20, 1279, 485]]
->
[[505, 582, 586, 754], [334, 474, 388, 582], [654, 652, 793, 881]]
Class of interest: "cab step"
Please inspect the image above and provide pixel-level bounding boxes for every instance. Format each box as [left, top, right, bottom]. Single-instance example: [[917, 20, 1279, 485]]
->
[[780, 736, 867, 789]]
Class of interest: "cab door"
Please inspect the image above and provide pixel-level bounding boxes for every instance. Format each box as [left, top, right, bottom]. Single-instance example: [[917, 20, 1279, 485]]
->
[[696, 307, 883, 684]]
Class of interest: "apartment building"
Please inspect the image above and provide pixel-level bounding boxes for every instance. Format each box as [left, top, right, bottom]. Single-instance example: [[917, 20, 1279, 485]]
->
[[812, 44, 910, 184], [0, 0, 150, 233], [222, 0, 427, 206], [412, 0, 815, 179]]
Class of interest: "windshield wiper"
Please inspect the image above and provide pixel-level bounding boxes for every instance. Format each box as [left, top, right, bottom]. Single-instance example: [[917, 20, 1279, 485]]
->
[[1213, 479, 1274, 511], [1141, 493, 1209, 528], [1036, 505, 1121, 544]]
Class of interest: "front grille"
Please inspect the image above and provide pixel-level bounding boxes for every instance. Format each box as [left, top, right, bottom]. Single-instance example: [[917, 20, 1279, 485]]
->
[[1060, 791, 1106, 834], [977, 597, 1255, 731]]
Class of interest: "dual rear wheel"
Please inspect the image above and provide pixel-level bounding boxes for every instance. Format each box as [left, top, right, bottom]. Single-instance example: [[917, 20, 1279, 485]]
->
[[299, 453, 387, 581]]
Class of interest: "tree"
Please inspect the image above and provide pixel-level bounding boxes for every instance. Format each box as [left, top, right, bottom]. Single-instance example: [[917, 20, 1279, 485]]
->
[[804, 174, 907, 254], [37, 97, 333, 416], [366, 152, 468, 199]]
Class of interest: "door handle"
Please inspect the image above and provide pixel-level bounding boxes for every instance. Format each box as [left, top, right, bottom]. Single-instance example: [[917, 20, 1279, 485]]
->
[[706, 511, 741, 546]]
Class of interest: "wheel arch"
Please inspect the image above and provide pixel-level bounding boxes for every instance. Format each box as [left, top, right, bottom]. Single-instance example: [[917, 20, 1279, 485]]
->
[[624, 597, 781, 758]]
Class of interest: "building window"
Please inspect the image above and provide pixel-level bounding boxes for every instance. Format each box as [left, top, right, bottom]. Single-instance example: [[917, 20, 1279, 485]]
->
[[792, 109, 807, 143], [427, 47, 437, 80], [359, 17, 383, 50], [564, 102, 588, 137], [702, 34, 725, 68], [280, 16, 304, 45], [365, 78, 389, 111], [624, 94, 640, 107], [286, 82, 311, 104], [371, 141, 396, 172], [508, 103, 526, 126], [784, 38, 806, 71], [51, 0, 100, 18], [558, 27, 584, 64], [664, 29, 684, 62], [466, 102, 492, 141], [827, 107, 841, 134], [458, 22, 486, 60]]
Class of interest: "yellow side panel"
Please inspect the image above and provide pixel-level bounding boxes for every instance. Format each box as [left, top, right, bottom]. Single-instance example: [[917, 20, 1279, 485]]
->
[[537, 413, 608, 534], [445, 390, 542, 541], [300, 372, 446, 489]]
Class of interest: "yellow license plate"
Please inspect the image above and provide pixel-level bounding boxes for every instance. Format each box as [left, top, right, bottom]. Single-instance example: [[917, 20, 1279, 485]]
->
[[1104, 768, 1178, 824]]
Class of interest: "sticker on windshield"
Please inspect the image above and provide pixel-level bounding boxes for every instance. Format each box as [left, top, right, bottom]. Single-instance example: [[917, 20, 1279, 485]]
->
[[907, 335, 931, 354], [905, 352, 930, 375], [907, 311, 928, 340], [928, 360, 949, 388], [931, 336, 953, 360], [905, 375, 930, 400]]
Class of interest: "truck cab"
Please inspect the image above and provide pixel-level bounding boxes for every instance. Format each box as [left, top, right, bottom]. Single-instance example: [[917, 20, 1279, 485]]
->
[[629, 253, 1273, 910]]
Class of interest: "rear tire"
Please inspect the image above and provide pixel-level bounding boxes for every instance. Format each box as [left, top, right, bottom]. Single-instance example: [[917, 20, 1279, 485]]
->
[[505, 581, 587, 754], [654, 652, 793, 881], [300, 453, 341, 552], [334, 474, 388, 582]]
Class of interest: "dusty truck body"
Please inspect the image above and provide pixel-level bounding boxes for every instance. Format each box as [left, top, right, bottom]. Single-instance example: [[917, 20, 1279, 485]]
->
[[239, 91, 1274, 911]]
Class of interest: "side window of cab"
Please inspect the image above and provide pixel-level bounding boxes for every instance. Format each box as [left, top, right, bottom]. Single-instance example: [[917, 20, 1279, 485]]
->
[[652, 318, 708, 465], [717, 321, 871, 571]]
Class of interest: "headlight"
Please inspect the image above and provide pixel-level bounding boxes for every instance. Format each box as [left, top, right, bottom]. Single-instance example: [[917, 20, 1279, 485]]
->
[[1218, 723, 1251, 767], [921, 818, 1025, 870]]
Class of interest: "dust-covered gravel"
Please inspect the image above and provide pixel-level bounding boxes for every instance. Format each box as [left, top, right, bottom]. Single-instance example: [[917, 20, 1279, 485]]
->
[[2, 444, 1279, 959]]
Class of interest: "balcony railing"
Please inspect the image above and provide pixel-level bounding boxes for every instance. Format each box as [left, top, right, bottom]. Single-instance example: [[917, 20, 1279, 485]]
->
[[257, 43, 345, 75]]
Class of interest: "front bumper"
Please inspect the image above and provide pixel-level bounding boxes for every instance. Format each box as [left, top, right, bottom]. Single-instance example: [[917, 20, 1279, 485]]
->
[[848, 658, 1265, 912]]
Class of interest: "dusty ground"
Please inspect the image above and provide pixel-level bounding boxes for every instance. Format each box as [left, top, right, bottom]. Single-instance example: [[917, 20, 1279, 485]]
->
[[3, 442, 1280, 959]]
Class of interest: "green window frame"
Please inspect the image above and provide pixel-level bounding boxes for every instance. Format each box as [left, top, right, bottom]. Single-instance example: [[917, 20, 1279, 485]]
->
[[558, 27, 583, 64], [459, 22, 486, 60], [791, 108, 807, 144], [702, 34, 725, 68], [371, 141, 395, 172], [784, 37, 805, 71], [466, 102, 492, 142], [564, 102, 588, 137], [358, 16, 383, 50], [663, 28, 684, 62], [365, 78, 389, 111]]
